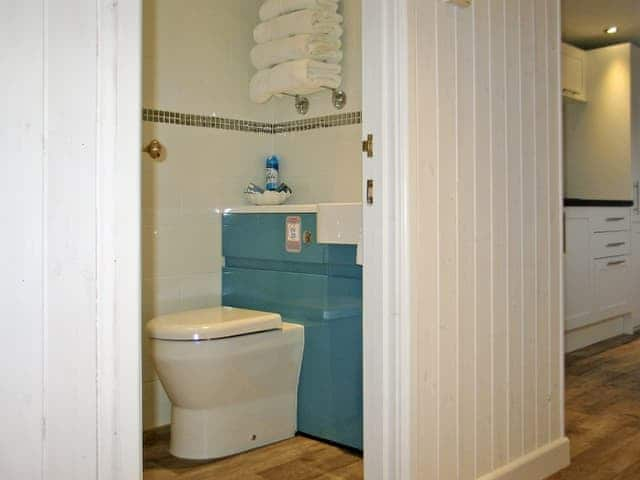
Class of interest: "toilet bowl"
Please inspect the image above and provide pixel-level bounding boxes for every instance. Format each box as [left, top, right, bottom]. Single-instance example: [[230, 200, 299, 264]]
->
[[147, 306, 304, 460]]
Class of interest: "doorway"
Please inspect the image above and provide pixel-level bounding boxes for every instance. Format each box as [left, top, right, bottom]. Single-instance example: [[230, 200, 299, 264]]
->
[[136, 1, 410, 478], [556, 0, 640, 477]]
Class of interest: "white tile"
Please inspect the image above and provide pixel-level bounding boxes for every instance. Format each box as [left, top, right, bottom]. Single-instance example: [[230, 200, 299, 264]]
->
[[143, 226, 182, 278], [142, 123, 183, 212], [176, 221, 220, 275], [142, 276, 182, 319], [141, 275, 183, 383], [180, 273, 222, 311], [142, 380, 172, 430], [274, 0, 362, 121], [144, 0, 273, 122], [141, 329, 158, 383]]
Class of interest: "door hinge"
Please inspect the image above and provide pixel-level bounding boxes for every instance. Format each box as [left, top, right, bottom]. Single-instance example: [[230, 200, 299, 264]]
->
[[366, 179, 374, 204], [362, 134, 373, 158]]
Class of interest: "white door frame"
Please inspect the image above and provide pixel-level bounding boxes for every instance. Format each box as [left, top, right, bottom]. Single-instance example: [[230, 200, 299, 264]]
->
[[96, 1, 143, 478], [98, 0, 413, 478], [361, 0, 414, 479]]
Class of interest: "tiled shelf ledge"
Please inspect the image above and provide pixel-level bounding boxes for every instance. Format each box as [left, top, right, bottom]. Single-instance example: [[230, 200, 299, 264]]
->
[[142, 108, 361, 134]]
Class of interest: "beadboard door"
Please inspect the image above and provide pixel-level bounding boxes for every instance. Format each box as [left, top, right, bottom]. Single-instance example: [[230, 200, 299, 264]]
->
[[407, 0, 569, 478], [1, 2, 142, 479]]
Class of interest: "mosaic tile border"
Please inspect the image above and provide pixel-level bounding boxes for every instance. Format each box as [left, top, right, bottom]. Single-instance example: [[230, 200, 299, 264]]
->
[[142, 108, 361, 134], [273, 111, 361, 133]]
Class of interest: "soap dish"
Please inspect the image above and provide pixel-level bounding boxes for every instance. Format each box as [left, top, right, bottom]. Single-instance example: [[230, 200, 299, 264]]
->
[[245, 190, 292, 206]]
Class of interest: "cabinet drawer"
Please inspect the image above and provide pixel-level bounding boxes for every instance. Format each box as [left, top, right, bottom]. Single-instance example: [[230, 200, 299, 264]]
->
[[591, 231, 631, 258], [590, 213, 630, 233], [593, 255, 632, 322]]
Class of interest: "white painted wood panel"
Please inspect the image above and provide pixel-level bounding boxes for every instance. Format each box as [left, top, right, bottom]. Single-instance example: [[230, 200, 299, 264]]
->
[[505, 0, 523, 463], [547, 0, 563, 442], [473, 0, 493, 475], [45, 1, 99, 475], [408, 0, 567, 478], [519, 0, 539, 458], [534, 0, 551, 449], [490, 0, 509, 468], [456, 4, 477, 479], [1, 1, 142, 478], [0, 2, 45, 478], [413, 1, 438, 478]]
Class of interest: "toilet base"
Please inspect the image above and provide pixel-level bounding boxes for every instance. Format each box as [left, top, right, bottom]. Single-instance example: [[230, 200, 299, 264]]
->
[[169, 394, 298, 460]]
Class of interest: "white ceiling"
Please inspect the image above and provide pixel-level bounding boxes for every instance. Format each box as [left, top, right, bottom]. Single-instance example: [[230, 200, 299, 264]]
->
[[562, 0, 640, 49]]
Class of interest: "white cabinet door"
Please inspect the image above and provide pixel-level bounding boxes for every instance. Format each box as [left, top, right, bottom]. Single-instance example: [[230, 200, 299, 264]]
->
[[632, 224, 640, 327], [562, 43, 587, 102], [592, 256, 632, 322], [565, 214, 593, 330]]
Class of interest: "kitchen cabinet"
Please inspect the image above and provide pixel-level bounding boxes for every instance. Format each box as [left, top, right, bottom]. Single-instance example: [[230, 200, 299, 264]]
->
[[565, 207, 632, 336], [562, 43, 587, 102], [592, 256, 631, 322], [633, 222, 640, 328], [565, 210, 593, 330]]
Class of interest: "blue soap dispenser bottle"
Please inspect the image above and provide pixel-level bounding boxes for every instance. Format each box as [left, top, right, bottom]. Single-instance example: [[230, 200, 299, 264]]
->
[[265, 155, 279, 191]]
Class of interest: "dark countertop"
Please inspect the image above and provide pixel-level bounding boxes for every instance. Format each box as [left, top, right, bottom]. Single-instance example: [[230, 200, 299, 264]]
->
[[564, 198, 634, 207]]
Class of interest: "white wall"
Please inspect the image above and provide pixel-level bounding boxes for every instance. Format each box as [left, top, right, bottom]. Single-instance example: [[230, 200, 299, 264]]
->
[[564, 43, 635, 201], [273, 0, 362, 204], [1, 1, 141, 478], [144, 0, 272, 122], [408, 0, 568, 478], [142, 0, 362, 428], [142, 0, 271, 428]]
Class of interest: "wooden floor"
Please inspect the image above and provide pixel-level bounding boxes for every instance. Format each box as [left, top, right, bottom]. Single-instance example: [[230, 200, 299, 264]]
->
[[145, 334, 640, 479], [144, 428, 363, 480], [549, 333, 640, 479]]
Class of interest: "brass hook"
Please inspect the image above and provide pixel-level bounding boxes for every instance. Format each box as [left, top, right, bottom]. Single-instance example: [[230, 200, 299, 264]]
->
[[143, 139, 163, 159]]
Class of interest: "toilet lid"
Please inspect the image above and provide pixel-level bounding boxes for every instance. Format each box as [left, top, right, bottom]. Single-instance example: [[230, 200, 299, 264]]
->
[[147, 306, 282, 341]]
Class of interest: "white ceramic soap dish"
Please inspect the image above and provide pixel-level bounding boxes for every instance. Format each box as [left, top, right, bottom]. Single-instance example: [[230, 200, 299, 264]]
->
[[245, 190, 292, 206]]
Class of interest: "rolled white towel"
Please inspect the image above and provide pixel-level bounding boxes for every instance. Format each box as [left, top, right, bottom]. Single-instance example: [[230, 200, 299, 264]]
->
[[259, 0, 339, 21], [251, 34, 342, 70], [250, 59, 342, 103], [253, 9, 343, 44]]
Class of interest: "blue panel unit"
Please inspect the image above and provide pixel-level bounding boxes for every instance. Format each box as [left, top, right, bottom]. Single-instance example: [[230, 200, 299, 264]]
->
[[222, 212, 363, 450]]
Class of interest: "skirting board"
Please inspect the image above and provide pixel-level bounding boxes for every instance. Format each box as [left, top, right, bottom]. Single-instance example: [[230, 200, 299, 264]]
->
[[565, 315, 633, 353], [477, 437, 570, 480]]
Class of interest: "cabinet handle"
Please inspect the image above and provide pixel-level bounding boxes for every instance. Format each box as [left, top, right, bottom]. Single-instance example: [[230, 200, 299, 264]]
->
[[605, 217, 625, 222], [634, 181, 640, 214], [607, 260, 626, 266], [562, 87, 579, 95], [606, 242, 626, 247]]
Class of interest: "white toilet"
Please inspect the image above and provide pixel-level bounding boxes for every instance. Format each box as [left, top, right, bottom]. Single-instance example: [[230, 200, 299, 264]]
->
[[147, 306, 304, 460]]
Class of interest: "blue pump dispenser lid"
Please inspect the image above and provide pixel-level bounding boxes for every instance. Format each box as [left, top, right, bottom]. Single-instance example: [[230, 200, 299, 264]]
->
[[266, 155, 279, 169]]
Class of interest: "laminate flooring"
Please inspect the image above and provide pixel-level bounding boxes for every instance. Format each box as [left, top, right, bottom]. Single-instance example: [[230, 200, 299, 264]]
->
[[549, 333, 640, 479], [143, 428, 363, 480]]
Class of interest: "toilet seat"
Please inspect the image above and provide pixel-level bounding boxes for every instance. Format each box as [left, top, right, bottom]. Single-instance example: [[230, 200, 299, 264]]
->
[[147, 306, 282, 341]]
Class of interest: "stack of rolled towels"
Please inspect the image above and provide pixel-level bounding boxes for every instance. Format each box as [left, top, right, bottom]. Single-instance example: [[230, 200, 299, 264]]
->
[[250, 0, 343, 104]]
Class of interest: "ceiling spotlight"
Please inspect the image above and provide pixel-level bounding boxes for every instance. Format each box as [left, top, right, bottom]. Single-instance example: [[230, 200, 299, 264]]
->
[[604, 26, 618, 34]]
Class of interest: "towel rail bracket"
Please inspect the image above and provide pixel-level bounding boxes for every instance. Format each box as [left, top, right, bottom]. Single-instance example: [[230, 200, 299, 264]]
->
[[280, 88, 347, 115]]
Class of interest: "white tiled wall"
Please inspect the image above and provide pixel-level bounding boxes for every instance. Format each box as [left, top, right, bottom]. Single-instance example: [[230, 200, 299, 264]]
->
[[141, 122, 273, 428], [144, 0, 273, 122], [142, 0, 362, 429], [273, 125, 362, 204], [273, 0, 362, 201], [273, 0, 362, 121]]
